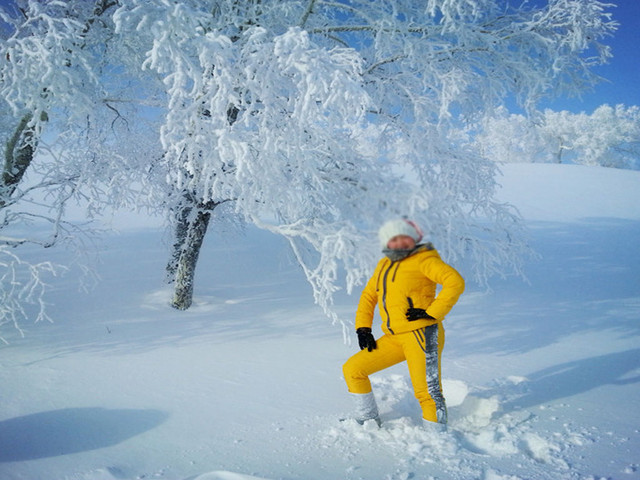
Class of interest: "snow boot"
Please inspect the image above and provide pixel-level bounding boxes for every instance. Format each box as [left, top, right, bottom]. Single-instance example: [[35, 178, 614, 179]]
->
[[350, 392, 381, 426], [423, 404, 448, 432]]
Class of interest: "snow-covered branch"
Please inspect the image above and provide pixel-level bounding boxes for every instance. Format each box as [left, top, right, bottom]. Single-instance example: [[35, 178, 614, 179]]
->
[[0, 247, 63, 344]]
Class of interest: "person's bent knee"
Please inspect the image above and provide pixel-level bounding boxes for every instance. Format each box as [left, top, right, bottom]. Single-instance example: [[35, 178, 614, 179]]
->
[[342, 358, 372, 394]]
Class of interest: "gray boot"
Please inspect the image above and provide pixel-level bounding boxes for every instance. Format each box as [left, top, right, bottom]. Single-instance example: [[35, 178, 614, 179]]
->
[[423, 417, 448, 432], [351, 392, 381, 425]]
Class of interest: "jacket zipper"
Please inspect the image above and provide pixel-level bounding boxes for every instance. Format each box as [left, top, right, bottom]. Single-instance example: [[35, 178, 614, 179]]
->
[[380, 260, 397, 334]]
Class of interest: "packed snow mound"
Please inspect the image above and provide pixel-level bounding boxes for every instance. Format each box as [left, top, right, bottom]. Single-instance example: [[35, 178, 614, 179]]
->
[[322, 374, 582, 479]]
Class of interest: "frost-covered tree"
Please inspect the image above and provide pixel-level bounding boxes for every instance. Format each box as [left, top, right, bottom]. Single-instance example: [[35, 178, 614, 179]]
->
[[110, 0, 615, 312], [476, 104, 640, 169], [474, 107, 556, 164], [0, 0, 161, 340], [542, 105, 640, 168], [1, 0, 618, 335]]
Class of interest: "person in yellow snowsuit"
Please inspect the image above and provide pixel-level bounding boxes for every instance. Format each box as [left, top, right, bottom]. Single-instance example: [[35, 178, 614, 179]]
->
[[343, 219, 465, 427]]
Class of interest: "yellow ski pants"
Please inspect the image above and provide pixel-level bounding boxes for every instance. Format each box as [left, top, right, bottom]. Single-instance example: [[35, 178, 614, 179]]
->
[[343, 324, 447, 423]]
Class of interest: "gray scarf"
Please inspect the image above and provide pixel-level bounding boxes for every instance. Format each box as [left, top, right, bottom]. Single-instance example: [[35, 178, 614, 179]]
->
[[382, 248, 414, 262], [382, 243, 433, 262]]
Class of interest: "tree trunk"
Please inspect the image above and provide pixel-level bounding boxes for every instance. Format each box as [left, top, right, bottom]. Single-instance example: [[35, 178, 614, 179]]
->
[[1, 113, 41, 209], [169, 199, 216, 310], [165, 198, 194, 283], [167, 103, 237, 310]]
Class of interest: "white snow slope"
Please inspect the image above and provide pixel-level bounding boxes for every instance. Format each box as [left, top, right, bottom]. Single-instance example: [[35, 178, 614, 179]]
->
[[1, 163, 639, 480]]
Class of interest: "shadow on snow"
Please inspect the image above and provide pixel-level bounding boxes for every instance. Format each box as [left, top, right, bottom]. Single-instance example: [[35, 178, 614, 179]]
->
[[0, 407, 168, 462]]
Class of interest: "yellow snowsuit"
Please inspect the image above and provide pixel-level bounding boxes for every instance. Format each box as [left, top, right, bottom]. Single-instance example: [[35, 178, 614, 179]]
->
[[343, 244, 465, 423]]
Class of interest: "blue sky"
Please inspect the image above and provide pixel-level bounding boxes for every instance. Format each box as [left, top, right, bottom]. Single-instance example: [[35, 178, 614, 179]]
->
[[540, 1, 640, 113]]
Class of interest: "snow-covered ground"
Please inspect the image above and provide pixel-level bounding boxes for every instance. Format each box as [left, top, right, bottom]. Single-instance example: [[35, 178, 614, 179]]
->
[[1, 163, 639, 480]]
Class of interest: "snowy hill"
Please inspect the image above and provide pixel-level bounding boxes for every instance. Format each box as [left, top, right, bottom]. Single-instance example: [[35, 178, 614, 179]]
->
[[1, 163, 639, 480]]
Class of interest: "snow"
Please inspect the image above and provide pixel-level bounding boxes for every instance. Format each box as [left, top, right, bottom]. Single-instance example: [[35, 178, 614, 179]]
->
[[1, 163, 640, 480]]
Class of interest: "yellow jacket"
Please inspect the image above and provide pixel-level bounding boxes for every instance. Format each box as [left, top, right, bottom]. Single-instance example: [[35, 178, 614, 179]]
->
[[355, 244, 465, 335]]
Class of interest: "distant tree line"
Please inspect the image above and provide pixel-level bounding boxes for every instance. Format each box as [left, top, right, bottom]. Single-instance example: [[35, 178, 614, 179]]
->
[[475, 104, 640, 170]]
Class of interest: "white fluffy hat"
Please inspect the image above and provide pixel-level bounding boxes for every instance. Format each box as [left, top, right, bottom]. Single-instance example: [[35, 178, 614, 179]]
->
[[378, 219, 423, 249]]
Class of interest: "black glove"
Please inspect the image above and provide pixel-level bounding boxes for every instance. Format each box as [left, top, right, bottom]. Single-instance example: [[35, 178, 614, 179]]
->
[[405, 308, 435, 321], [406, 297, 435, 321], [356, 327, 377, 352]]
